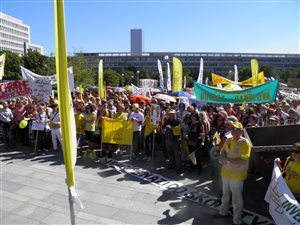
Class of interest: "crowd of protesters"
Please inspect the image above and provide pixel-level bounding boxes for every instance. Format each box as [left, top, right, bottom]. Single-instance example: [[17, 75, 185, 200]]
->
[[1, 87, 300, 225]]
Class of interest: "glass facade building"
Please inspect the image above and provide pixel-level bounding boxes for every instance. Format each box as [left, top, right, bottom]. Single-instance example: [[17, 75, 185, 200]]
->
[[79, 52, 300, 75]]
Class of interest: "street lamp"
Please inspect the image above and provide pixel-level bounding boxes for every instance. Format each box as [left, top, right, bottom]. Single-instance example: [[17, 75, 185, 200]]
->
[[136, 70, 140, 87], [121, 73, 124, 86]]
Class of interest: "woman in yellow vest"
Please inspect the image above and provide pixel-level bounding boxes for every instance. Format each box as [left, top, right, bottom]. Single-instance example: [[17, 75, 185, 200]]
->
[[113, 104, 128, 154]]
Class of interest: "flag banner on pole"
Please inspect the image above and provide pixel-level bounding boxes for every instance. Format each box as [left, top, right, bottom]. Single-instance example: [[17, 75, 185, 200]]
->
[[103, 81, 107, 101], [172, 57, 182, 92], [0, 53, 6, 80], [157, 59, 164, 90], [212, 72, 264, 86], [251, 59, 259, 86], [131, 83, 149, 95], [166, 62, 172, 92], [101, 118, 134, 145], [194, 80, 278, 104], [234, 65, 238, 83], [21, 66, 75, 91], [183, 76, 186, 89], [54, 0, 76, 188], [197, 58, 203, 84], [98, 59, 104, 99], [264, 159, 300, 225], [240, 72, 265, 86]]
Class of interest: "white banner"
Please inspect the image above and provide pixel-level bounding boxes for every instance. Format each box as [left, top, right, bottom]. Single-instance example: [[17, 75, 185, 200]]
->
[[264, 159, 300, 225], [139, 79, 158, 89], [21, 66, 75, 92], [157, 59, 164, 90], [131, 84, 149, 96], [166, 62, 172, 92], [0, 53, 6, 80], [234, 65, 239, 83], [197, 58, 203, 84]]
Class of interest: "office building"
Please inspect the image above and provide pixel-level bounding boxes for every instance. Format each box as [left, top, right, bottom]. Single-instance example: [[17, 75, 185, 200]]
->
[[0, 12, 44, 55], [79, 51, 300, 76], [130, 29, 143, 55]]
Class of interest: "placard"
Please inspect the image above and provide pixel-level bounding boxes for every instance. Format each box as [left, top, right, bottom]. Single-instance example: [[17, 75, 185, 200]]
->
[[32, 121, 46, 131]]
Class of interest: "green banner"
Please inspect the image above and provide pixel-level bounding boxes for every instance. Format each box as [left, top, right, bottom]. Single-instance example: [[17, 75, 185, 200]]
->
[[194, 80, 279, 104]]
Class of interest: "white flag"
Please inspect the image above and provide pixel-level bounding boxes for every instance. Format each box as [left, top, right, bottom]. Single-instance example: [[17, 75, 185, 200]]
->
[[0, 53, 6, 80], [197, 58, 203, 84], [157, 59, 164, 90], [205, 77, 208, 85], [183, 76, 186, 89], [264, 159, 300, 225], [166, 62, 172, 92], [234, 65, 238, 83]]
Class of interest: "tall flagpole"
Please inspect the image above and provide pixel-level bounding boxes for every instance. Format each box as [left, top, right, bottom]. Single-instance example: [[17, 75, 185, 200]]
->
[[54, 1, 80, 224]]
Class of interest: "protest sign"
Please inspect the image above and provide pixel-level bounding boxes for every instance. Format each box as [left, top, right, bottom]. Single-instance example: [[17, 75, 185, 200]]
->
[[30, 78, 52, 103], [32, 121, 46, 131], [101, 118, 134, 145], [150, 104, 161, 126], [0, 80, 32, 100], [140, 79, 158, 89], [264, 160, 300, 225]]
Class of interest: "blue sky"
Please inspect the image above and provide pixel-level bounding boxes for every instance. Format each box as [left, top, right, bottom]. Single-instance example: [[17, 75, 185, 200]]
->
[[1, 0, 299, 56]]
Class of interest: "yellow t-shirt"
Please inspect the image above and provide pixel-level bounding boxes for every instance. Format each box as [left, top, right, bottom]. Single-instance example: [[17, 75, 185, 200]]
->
[[75, 113, 84, 135], [113, 112, 128, 121], [144, 115, 154, 136], [284, 157, 300, 194], [84, 112, 97, 132], [220, 137, 251, 181]]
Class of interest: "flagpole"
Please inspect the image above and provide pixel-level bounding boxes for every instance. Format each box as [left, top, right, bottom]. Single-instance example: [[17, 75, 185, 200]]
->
[[68, 187, 76, 225]]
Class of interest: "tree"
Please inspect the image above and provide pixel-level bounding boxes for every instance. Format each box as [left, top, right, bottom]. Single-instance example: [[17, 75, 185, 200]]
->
[[104, 69, 120, 86], [0, 50, 23, 80], [238, 67, 252, 81], [22, 49, 49, 75], [260, 64, 278, 79], [123, 70, 135, 86], [68, 54, 95, 88]]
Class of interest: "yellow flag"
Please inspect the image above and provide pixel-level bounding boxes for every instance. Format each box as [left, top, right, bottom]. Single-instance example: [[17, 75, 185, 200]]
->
[[0, 53, 6, 80], [98, 59, 104, 99], [102, 118, 134, 145], [251, 59, 259, 86], [54, 0, 76, 187], [258, 71, 265, 85], [103, 81, 107, 101], [211, 73, 234, 86], [172, 57, 182, 92]]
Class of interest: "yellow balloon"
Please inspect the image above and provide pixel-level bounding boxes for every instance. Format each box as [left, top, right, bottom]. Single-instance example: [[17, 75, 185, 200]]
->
[[19, 120, 28, 129]]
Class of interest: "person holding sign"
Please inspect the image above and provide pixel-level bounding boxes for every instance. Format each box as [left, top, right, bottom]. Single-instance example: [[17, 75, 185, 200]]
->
[[218, 121, 251, 225], [35, 106, 49, 151]]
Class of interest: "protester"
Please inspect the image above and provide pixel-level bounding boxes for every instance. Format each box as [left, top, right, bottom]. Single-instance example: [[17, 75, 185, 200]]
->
[[218, 121, 251, 225], [162, 109, 182, 174], [276, 142, 300, 199], [49, 101, 62, 151], [129, 103, 144, 159], [0, 101, 14, 148], [83, 104, 97, 151]]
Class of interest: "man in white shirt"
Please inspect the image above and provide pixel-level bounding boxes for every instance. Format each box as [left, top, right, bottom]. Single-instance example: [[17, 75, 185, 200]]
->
[[49, 102, 62, 151], [129, 103, 144, 159]]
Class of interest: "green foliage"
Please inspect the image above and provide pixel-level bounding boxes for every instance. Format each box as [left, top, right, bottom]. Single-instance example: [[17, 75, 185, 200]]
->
[[68, 54, 95, 88], [260, 64, 277, 78], [104, 69, 120, 86], [122, 70, 135, 86], [0, 50, 23, 80], [22, 49, 50, 75], [238, 67, 252, 81]]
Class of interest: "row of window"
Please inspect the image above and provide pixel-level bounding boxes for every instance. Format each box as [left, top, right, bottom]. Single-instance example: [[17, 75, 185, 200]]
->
[[1, 40, 24, 49], [0, 46, 24, 55], [0, 18, 28, 32], [0, 32, 28, 43], [0, 25, 29, 38]]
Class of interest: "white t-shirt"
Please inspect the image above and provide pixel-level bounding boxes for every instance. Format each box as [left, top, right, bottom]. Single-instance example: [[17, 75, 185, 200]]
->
[[129, 111, 144, 131]]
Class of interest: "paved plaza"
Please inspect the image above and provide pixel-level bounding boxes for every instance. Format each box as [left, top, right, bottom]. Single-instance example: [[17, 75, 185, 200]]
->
[[1, 145, 273, 225]]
